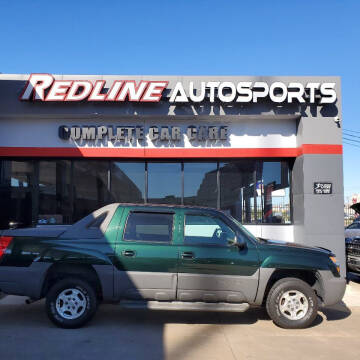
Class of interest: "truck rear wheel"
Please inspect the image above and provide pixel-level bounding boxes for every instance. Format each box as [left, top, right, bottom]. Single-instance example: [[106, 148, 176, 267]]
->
[[46, 277, 97, 329], [266, 277, 318, 329]]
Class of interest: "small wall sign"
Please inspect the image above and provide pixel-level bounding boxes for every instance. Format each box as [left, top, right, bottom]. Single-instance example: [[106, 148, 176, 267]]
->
[[58, 125, 228, 142], [314, 182, 332, 194]]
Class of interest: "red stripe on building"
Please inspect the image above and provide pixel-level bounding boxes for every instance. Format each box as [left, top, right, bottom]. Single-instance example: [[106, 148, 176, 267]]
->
[[301, 144, 343, 155], [0, 144, 343, 158]]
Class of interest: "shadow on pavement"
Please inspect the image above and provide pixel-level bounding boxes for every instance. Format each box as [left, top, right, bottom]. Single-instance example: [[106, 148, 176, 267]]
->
[[1, 296, 353, 328], [320, 301, 352, 321], [0, 298, 268, 327], [0, 298, 268, 360], [0, 296, 353, 360], [97, 306, 269, 326]]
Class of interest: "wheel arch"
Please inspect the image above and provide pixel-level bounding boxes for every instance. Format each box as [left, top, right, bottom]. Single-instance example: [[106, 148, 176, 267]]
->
[[255, 268, 324, 306], [41, 263, 104, 300]]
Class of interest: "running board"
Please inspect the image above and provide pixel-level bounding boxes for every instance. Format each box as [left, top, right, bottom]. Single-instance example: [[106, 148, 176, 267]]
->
[[119, 300, 250, 312]]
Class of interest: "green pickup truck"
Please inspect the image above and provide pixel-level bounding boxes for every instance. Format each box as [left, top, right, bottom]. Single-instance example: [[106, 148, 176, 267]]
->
[[0, 204, 346, 329]]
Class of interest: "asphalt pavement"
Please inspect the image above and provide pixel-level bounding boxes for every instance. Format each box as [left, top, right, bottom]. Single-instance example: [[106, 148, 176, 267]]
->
[[1, 276, 360, 360]]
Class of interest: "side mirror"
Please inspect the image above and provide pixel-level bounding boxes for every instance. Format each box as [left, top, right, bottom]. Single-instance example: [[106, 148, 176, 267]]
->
[[229, 236, 246, 250]]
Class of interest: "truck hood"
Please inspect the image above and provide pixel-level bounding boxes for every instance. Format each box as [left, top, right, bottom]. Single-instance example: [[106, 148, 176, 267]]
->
[[257, 238, 333, 256]]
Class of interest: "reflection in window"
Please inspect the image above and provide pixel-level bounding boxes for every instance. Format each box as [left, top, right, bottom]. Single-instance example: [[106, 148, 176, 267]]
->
[[38, 161, 72, 225], [0, 161, 35, 229], [147, 163, 181, 204], [73, 161, 109, 222], [0, 158, 292, 229], [184, 163, 217, 207], [11, 161, 34, 188], [220, 161, 291, 224], [0, 161, 9, 228], [111, 162, 144, 203], [220, 161, 256, 223], [256, 161, 290, 224]]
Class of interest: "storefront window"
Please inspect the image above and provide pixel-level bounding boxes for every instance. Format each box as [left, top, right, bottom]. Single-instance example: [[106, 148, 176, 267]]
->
[[38, 161, 72, 225], [220, 160, 291, 224], [0, 161, 36, 229], [73, 161, 110, 222], [147, 163, 181, 204], [0, 160, 12, 229], [10, 161, 34, 188], [111, 162, 145, 203], [220, 161, 256, 223], [256, 161, 291, 224], [0, 158, 292, 229], [184, 162, 217, 207]]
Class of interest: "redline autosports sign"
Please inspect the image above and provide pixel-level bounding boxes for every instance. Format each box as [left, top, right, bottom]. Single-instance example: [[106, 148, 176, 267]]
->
[[20, 73, 337, 104]]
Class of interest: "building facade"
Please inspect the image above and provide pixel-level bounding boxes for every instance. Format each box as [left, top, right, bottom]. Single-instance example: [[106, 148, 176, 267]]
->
[[0, 74, 345, 273]]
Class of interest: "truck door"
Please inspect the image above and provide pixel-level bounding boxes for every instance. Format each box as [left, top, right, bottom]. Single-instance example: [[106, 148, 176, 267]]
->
[[177, 210, 260, 303], [113, 208, 179, 301]]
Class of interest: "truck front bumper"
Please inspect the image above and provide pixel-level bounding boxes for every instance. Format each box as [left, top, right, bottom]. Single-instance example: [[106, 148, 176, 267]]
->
[[318, 270, 346, 307]]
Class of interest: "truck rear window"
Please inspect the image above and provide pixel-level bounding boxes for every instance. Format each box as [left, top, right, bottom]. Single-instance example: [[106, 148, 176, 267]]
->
[[123, 212, 173, 243]]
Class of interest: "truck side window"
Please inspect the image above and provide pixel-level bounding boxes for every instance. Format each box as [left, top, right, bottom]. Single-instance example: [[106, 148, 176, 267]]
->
[[123, 212, 173, 243], [184, 214, 236, 246]]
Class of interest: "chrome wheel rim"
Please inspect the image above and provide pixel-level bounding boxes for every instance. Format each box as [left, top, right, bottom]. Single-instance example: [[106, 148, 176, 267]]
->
[[55, 288, 87, 320], [278, 290, 309, 321]]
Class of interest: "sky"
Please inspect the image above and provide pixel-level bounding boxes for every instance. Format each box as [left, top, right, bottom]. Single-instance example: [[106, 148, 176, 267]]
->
[[0, 0, 359, 199]]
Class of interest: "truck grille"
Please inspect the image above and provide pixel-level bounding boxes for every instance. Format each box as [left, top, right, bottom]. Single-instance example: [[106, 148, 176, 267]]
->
[[346, 239, 360, 256]]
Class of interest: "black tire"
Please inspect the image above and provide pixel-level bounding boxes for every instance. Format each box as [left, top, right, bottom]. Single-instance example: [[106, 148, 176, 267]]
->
[[46, 277, 98, 329], [266, 277, 318, 329]]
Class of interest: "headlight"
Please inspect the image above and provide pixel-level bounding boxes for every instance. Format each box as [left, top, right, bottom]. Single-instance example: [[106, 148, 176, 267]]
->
[[330, 256, 340, 274]]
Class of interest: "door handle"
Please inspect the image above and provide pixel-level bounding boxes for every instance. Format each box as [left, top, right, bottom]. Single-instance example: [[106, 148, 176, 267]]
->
[[181, 251, 195, 260], [122, 250, 136, 257]]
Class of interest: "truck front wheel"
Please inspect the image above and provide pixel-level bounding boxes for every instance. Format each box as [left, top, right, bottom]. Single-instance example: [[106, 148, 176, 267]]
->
[[266, 277, 318, 329], [46, 277, 98, 329]]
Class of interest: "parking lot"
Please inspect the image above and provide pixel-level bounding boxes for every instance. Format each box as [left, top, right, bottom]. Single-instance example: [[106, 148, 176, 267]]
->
[[0, 275, 359, 360]]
